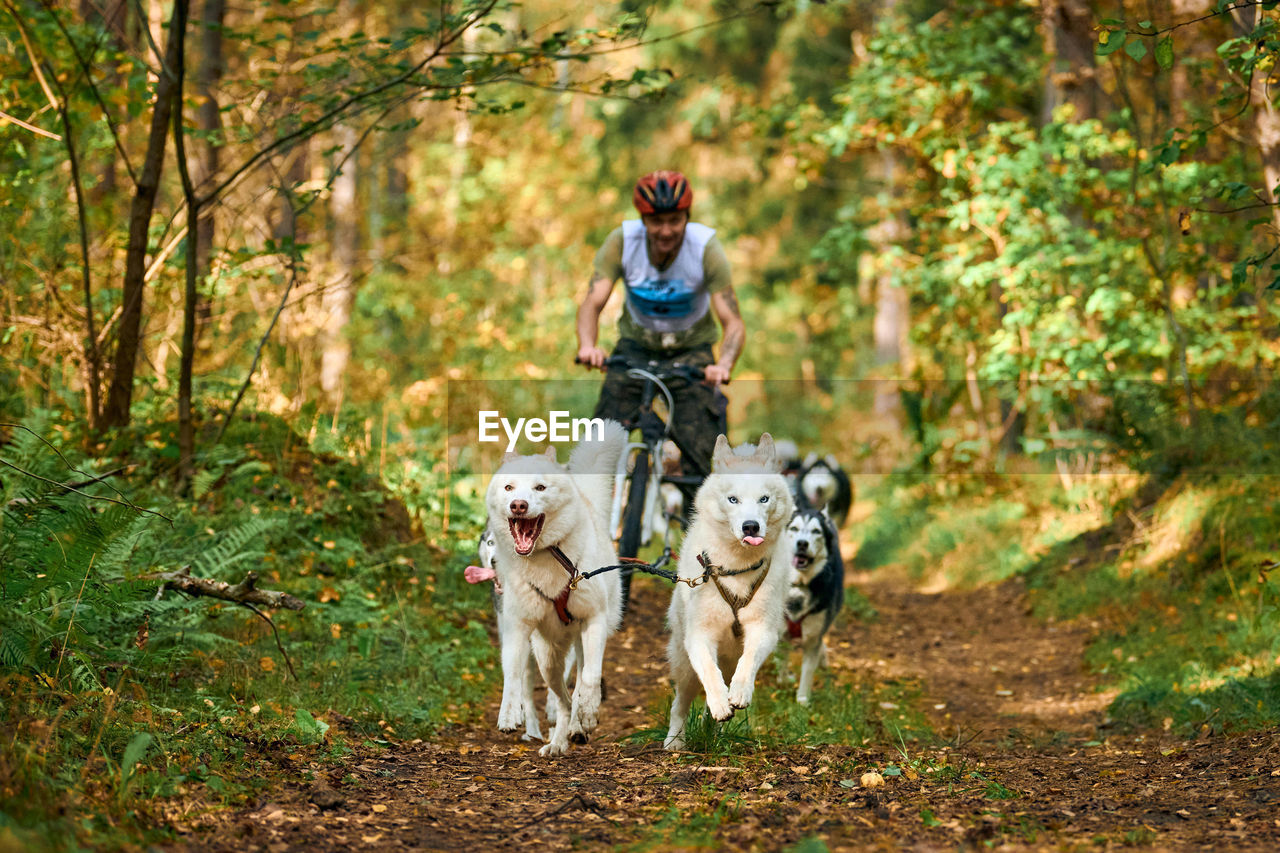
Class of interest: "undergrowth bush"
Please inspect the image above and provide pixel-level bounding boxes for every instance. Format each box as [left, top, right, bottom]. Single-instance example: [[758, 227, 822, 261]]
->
[[0, 409, 492, 851]]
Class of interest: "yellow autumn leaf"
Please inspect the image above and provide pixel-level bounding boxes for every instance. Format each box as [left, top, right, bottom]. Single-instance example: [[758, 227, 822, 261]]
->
[[259, 656, 276, 672]]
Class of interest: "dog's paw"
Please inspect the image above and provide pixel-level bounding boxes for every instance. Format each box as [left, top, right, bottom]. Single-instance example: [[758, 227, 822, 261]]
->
[[663, 733, 685, 751], [539, 740, 568, 758], [728, 681, 754, 710], [497, 702, 524, 733], [707, 696, 735, 722], [575, 696, 601, 732], [796, 693, 810, 706]]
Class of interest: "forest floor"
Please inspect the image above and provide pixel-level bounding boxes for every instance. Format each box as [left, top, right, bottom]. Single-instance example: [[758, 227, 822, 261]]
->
[[163, 566, 1280, 852]]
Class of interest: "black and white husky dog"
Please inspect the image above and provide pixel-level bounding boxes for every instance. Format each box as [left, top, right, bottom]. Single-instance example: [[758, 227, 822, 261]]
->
[[779, 508, 845, 705], [794, 453, 852, 529]]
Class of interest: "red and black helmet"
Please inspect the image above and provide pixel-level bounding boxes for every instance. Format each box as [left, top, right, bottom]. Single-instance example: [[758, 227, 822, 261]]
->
[[633, 170, 693, 215]]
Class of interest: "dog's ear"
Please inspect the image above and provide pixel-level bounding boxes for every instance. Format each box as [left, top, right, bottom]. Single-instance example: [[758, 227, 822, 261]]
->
[[712, 434, 732, 469], [824, 453, 839, 469], [754, 433, 782, 473], [802, 451, 818, 468], [543, 446, 559, 462], [502, 452, 520, 463]]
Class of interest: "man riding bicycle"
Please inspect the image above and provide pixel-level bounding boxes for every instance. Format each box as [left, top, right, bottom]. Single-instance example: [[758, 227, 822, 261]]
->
[[576, 170, 745, 508]]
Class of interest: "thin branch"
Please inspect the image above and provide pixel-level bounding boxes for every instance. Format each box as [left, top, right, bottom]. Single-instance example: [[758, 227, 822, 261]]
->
[[243, 602, 299, 680], [198, 0, 500, 210], [1126, 1, 1272, 36], [0, 458, 171, 520], [9, 4, 59, 108], [28, 0, 139, 188], [129, 0, 171, 77], [0, 422, 172, 522], [31, 38, 103, 429], [0, 109, 61, 140]]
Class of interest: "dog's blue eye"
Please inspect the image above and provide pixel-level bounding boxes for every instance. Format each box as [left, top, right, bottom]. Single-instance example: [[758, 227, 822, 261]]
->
[[759, 496, 769, 503], [728, 496, 738, 504]]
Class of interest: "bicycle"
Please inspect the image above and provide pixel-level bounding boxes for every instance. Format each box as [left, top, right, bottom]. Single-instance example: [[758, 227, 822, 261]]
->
[[577, 354, 711, 612]]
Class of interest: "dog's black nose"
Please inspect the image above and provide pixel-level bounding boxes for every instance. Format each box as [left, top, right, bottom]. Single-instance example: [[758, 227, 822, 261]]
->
[[742, 520, 760, 537], [795, 539, 808, 551], [510, 500, 528, 516]]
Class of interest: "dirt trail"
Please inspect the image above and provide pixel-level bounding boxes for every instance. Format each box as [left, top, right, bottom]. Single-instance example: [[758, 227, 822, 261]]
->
[[172, 569, 1280, 852]]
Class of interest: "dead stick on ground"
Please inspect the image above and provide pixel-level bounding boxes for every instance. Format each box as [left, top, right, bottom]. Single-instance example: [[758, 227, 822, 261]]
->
[[140, 567, 305, 610], [139, 567, 304, 679]]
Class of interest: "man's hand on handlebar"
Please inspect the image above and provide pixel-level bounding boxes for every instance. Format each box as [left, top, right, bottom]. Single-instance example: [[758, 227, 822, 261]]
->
[[703, 364, 731, 387], [576, 346, 608, 369]]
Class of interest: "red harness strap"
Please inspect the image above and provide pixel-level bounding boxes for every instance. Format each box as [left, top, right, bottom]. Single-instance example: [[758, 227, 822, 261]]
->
[[785, 617, 803, 639], [545, 546, 578, 625]]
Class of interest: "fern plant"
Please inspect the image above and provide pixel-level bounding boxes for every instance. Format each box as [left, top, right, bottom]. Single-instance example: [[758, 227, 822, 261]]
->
[[1, 420, 286, 691]]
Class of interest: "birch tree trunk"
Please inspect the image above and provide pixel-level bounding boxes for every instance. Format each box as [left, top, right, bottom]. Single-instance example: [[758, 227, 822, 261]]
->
[[319, 123, 360, 410]]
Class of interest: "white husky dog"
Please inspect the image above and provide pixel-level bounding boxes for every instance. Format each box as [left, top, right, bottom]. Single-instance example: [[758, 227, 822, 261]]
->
[[485, 420, 626, 756], [665, 433, 795, 751]]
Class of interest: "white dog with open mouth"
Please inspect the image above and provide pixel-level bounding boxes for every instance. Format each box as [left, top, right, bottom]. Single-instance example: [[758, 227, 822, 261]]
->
[[485, 421, 626, 756], [664, 433, 795, 750]]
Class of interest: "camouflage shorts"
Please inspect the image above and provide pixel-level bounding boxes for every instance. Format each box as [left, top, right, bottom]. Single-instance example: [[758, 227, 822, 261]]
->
[[592, 340, 727, 503]]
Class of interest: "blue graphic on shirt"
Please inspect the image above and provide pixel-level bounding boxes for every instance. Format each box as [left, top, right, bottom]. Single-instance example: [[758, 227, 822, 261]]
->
[[628, 277, 696, 319]]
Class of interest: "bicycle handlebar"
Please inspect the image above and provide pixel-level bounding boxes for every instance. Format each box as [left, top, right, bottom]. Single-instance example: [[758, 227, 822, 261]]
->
[[575, 354, 706, 381]]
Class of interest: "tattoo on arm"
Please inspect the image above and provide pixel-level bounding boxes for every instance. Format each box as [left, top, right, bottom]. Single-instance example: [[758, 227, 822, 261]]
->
[[719, 325, 744, 366], [720, 287, 740, 318]]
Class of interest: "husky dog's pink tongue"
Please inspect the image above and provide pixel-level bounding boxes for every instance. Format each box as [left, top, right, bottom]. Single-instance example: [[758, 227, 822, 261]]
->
[[464, 566, 496, 584], [742, 535, 765, 546]]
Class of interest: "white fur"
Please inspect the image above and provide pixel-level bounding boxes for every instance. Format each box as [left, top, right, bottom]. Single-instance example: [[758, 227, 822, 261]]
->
[[486, 421, 626, 757], [665, 433, 795, 751], [800, 464, 838, 513], [781, 513, 833, 705]]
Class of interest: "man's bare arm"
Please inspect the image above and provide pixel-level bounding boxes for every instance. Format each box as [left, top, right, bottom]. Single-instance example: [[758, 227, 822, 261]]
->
[[706, 286, 745, 384], [576, 275, 616, 367]]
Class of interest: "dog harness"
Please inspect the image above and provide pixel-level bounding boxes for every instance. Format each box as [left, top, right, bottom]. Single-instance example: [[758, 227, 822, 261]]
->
[[527, 545, 579, 625], [785, 601, 815, 639], [696, 551, 768, 640]]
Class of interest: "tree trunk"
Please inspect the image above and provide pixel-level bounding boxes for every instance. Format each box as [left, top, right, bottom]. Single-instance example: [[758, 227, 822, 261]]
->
[[101, 0, 186, 429], [319, 122, 360, 409], [1040, 0, 1104, 123], [868, 149, 909, 421], [1233, 7, 1280, 242], [192, 0, 225, 339], [172, 0, 199, 483], [443, 26, 478, 239]]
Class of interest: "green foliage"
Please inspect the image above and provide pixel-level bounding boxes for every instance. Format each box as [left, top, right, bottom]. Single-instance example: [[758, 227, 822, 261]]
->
[[0, 412, 494, 848]]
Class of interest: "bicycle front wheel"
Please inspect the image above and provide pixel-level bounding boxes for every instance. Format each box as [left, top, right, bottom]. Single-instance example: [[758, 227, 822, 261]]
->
[[617, 448, 650, 613]]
